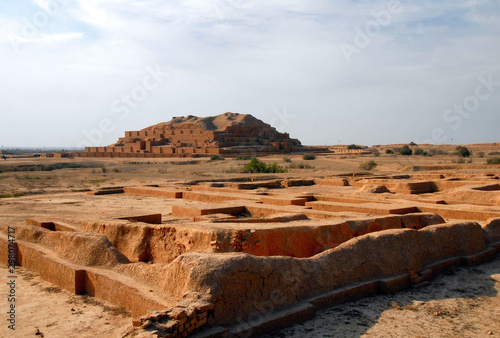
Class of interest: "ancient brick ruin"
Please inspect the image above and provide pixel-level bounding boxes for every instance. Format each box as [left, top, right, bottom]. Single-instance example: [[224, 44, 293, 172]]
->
[[1, 170, 500, 337], [77, 112, 302, 158]]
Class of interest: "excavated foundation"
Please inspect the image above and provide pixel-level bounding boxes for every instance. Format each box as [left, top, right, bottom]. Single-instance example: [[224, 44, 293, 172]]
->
[[2, 172, 500, 337]]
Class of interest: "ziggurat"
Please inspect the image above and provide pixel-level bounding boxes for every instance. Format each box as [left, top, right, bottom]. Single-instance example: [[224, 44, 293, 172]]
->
[[79, 112, 302, 158]]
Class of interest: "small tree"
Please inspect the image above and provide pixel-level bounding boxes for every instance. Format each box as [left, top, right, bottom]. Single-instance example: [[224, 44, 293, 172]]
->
[[385, 149, 394, 154], [456, 146, 471, 158], [348, 144, 363, 150], [359, 160, 378, 170], [409, 141, 417, 147], [414, 148, 424, 155], [400, 145, 413, 156]]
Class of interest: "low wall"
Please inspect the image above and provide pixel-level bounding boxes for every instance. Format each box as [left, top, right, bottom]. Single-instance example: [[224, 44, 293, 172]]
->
[[80, 213, 445, 262], [8, 225, 129, 267], [2, 217, 500, 337], [206, 213, 444, 258], [81, 221, 216, 264], [163, 221, 499, 325], [0, 234, 169, 317], [123, 187, 183, 199]]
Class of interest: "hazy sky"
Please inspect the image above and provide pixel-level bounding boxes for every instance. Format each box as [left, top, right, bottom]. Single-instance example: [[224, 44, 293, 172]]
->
[[1, 0, 499, 148]]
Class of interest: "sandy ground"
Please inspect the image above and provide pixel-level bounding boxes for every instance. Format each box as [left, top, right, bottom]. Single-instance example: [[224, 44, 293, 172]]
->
[[263, 256, 500, 338], [0, 265, 132, 338]]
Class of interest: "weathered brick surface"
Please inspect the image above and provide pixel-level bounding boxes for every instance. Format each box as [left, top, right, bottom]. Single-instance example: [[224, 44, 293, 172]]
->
[[82, 113, 302, 158]]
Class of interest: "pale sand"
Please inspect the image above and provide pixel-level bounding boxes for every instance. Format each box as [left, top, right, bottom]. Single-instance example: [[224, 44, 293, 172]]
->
[[263, 256, 500, 338]]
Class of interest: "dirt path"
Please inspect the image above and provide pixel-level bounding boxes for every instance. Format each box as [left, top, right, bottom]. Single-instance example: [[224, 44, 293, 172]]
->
[[0, 265, 131, 338], [263, 256, 500, 338]]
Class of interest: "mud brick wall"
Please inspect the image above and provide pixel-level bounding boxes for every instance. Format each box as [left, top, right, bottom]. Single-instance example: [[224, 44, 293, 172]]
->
[[0, 233, 168, 317], [162, 221, 500, 325], [82, 269, 166, 317]]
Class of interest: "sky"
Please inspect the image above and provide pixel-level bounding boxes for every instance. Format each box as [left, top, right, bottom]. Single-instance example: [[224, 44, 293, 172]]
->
[[0, 0, 499, 148]]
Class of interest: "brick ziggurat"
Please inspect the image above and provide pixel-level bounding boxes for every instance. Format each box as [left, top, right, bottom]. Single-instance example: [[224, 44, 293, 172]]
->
[[82, 112, 302, 158]]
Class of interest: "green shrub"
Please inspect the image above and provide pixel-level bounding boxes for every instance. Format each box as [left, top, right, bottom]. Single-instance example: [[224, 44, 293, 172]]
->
[[385, 149, 394, 154], [302, 153, 316, 160], [359, 160, 378, 170], [489, 151, 500, 156], [409, 141, 417, 146], [487, 158, 500, 165], [240, 158, 285, 173], [414, 148, 429, 156], [429, 148, 447, 155], [289, 162, 313, 169], [347, 144, 363, 150], [210, 155, 225, 161], [0, 193, 24, 198], [400, 145, 413, 156], [235, 155, 253, 160], [267, 163, 285, 173], [20, 176, 40, 180], [456, 146, 471, 158]]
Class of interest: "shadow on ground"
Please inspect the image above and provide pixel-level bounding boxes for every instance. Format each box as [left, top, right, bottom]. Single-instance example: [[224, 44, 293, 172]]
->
[[261, 256, 500, 337]]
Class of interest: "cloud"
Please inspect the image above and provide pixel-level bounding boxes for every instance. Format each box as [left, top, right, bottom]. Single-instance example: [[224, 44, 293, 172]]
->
[[9, 31, 83, 44], [0, 0, 499, 147]]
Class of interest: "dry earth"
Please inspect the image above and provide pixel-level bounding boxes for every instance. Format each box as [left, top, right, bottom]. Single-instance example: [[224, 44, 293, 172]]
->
[[263, 256, 500, 338], [0, 265, 131, 338], [1, 145, 500, 337]]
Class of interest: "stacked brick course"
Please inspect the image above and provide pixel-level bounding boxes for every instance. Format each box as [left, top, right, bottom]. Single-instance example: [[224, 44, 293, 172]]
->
[[132, 301, 214, 337]]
